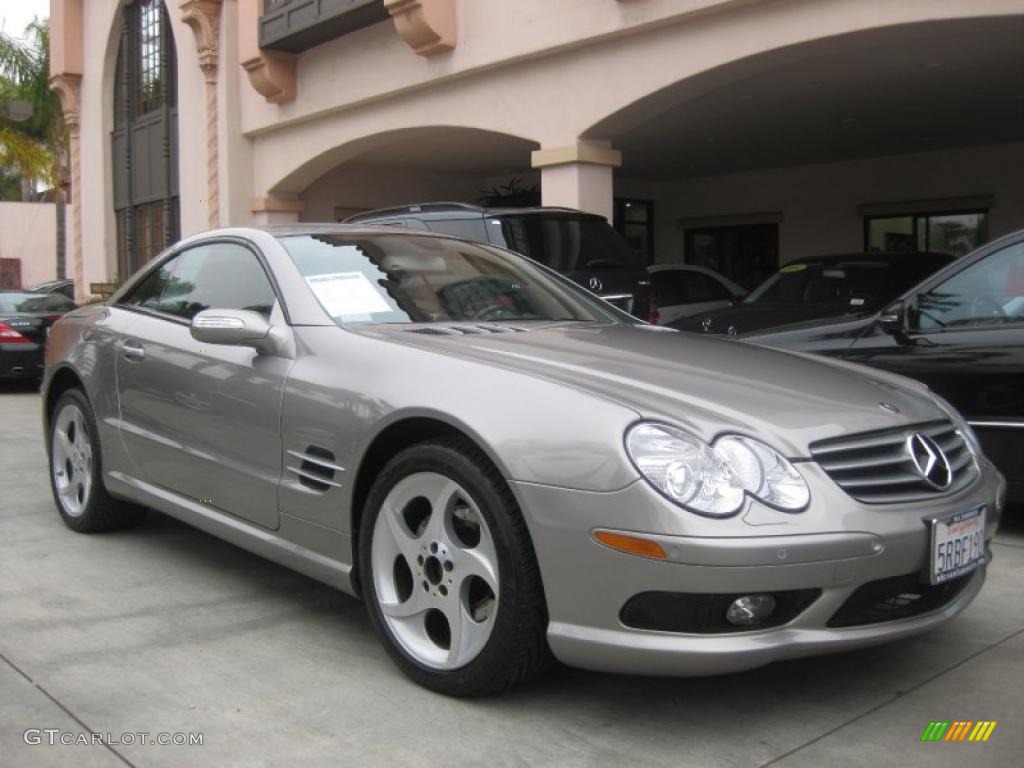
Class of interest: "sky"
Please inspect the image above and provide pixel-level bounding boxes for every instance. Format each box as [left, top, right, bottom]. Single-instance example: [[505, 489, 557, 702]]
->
[[1, 0, 51, 40]]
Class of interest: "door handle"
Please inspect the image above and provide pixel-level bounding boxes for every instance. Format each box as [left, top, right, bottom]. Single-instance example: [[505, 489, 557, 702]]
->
[[121, 339, 146, 361]]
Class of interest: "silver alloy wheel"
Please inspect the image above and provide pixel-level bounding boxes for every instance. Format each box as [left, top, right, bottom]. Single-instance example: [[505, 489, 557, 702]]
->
[[371, 471, 500, 670], [52, 403, 93, 518]]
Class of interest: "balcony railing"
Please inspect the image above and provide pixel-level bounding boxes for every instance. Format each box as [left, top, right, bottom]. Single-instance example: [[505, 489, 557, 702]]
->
[[260, 0, 389, 53]]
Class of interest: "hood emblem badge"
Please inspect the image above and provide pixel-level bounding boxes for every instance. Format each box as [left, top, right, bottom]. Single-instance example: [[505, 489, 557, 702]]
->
[[588, 277, 603, 292], [701, 317, 712, 333], [906, 433, 952, 490], [878, 402, 900, 414], [726, 325, 737, 337]]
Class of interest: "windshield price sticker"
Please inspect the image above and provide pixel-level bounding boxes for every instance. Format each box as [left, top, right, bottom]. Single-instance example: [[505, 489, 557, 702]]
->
[[306, 272, 392, 319]]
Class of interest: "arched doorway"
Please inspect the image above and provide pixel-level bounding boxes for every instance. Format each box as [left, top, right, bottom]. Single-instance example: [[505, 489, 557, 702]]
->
[[111, 0, 179, 277]]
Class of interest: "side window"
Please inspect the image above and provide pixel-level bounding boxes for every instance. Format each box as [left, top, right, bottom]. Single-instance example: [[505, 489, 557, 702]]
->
[[651, 271, 685, 306], [426, 218, 489, 243], [683, 273, 727, 303], [156, 243, 276, 320], [119, 255, 178, 310], [696, 274, 733, 302], [119, 243, 276, 321], [914, 242, 1024, 331]]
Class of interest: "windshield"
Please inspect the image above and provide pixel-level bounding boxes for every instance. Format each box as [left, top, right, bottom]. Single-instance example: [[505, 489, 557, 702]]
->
[[490, 216, 642, 272], [0, 292, 74, 313], [278, 233, 625, 325], [744, 257, 950, 309]]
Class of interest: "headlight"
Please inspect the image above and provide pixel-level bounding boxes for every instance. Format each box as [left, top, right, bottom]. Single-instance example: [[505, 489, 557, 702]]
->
[[625, 423, 809, 517], [929, 393, 982, 455], [715, 435, 810, 511], [626, 424, 745, 517]]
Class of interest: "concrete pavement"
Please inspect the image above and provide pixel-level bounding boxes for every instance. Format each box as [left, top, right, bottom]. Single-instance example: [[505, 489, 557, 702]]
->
[[1, 383, 1022, 767]]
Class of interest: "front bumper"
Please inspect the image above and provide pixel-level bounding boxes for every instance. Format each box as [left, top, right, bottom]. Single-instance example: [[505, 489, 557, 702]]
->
[[513, 459, 1003, 676]]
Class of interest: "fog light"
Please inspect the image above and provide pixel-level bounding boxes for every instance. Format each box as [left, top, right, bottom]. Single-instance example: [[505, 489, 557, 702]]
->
[[725, 595, 776, 626]]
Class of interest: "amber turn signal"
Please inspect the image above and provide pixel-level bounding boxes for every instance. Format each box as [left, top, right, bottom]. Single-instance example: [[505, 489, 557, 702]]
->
[[593, 530, 667, 560]]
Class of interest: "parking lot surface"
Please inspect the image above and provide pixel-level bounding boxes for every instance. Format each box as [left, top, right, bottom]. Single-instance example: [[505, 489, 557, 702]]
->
[[1, 384, 1022, 768]]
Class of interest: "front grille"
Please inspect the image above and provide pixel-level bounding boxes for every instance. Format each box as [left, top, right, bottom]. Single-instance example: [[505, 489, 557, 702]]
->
[[809, 420, 978, 504], [827, 571, 977, 628]]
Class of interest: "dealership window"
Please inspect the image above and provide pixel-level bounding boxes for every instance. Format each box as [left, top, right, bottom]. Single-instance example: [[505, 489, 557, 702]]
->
[[613, 199, 654, 264], [865, 211, 987, 258], [683, 223, 778, 290]]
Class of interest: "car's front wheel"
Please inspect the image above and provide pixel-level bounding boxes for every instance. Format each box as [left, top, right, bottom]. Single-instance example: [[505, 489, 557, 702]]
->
[[48, 388, 146, 532], [359, 437, 551, 696]]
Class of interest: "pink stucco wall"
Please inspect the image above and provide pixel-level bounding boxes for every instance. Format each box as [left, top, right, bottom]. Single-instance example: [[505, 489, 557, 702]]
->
[[0, 202, 58, 288]]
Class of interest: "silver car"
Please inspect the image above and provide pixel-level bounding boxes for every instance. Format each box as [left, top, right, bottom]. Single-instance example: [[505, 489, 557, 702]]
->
[[43, 225, 1006, 696]]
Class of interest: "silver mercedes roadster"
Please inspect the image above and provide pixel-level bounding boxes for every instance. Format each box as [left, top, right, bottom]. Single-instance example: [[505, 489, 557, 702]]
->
[[42, 225, 1006, 695]]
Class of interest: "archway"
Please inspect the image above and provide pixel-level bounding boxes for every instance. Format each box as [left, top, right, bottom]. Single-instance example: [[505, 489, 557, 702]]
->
[[275, 127, 540, 222]]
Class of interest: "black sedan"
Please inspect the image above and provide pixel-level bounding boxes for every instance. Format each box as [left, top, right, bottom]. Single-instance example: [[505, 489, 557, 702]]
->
[[742, 230, 1024, 504], [27, 278, 76, 300], [0, 291, 76, 381], [672, 252, 953, 336]]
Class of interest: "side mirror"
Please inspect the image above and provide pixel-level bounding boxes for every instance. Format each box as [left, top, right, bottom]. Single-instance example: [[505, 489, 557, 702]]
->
[[878, 302, 905, 335], [190, 309, 291, 356]]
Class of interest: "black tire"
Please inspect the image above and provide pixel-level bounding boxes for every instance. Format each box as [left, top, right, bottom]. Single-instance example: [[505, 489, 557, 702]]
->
[[358, 436, 552, 696], [48, 388, 147, 533]]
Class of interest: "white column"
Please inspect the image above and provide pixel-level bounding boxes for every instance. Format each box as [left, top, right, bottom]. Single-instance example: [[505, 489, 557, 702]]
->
[[532, 142, 621, 223]]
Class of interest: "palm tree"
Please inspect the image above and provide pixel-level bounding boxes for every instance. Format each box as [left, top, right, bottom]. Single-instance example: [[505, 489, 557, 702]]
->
[[1, 18, 64, 195], [0, 17, 69, 277]]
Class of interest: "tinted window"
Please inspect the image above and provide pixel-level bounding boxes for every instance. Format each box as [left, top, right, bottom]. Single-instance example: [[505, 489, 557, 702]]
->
[[120, 257, 177, 310], [119, 243, 275, 320], [278, 233, 622, 325], [745, 258, 946, 309], [491, 216, 641, 272], [652, 270, 732, 305], [914, 242, 1024, 330], [0, 292, 74, 313], [425, 219, 489, 242], [684, 273, 732, 302], [651, 271, 685, 306]]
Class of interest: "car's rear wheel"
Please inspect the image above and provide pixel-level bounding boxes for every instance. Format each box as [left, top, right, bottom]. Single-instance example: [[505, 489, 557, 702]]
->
[[359, 437, 551, 696], [49, 389, 146, 532]]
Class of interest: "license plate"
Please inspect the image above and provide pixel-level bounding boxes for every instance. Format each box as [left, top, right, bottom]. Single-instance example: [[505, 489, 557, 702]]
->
[[929, 506, 986, 585]]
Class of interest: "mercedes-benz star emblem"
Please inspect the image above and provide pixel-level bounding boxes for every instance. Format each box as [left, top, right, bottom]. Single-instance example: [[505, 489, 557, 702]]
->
[[878, 402, 900, 415], [701, 317, 712, 332], [588, 277, 603, 292], [905, 433, 952, 490]]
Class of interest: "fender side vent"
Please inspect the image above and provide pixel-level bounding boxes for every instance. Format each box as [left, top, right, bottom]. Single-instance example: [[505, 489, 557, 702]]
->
[[286, 446, 344, 492]]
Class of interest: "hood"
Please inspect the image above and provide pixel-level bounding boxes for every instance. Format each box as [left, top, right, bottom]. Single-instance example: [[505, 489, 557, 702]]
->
[[672, 303, 861, 336], [365, 322, 945, 456]]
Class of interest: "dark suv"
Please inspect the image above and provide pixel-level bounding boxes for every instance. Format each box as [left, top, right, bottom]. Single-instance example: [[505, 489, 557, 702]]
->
[[345, 203, 655, 322]]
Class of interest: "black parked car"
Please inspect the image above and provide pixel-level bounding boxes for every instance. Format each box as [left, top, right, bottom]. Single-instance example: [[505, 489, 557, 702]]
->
[[672, 252, 953, 336], [346, 203, 656, 322], [0, 291, 76, 380], [742, 231, 1024, 504], [28, 278, 76, 300]]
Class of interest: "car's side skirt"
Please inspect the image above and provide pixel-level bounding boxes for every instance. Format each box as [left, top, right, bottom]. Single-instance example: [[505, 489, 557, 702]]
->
[[105, 471, 358, 597]]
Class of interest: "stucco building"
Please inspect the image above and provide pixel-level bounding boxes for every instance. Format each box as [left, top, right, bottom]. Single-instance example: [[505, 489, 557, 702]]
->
[[49, 0, 1024, 299]]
